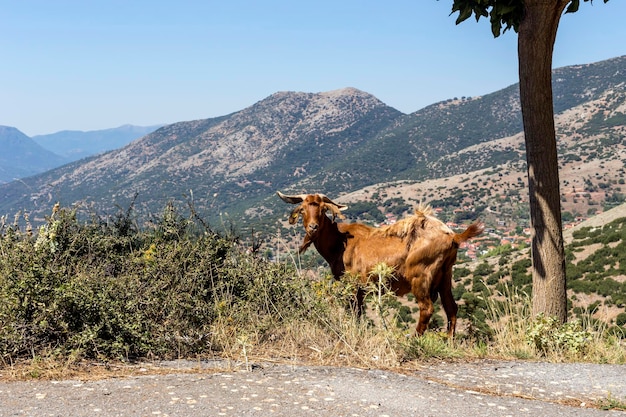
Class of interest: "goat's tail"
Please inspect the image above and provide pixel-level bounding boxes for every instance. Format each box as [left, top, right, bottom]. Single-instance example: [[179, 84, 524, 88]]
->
[[453, 221, 485, 245]]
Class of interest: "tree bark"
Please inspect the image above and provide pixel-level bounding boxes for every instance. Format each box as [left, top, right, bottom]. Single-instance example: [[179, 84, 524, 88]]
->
[[517, 0, 569, 323]]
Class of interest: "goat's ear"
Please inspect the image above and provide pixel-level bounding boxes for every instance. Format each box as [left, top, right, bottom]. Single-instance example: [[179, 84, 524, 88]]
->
[[277, 191, 306, 204], [320, 195, 348, 211], [324, 203, 346, 222], [288, 205, 303, 224]]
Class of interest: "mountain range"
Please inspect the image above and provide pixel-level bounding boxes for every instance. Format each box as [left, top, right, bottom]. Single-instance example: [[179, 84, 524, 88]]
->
[[0, 55, 624, 239], [0, 126, 67, 183], [32, 124, 162, 161], [0, 125, 162, 184]]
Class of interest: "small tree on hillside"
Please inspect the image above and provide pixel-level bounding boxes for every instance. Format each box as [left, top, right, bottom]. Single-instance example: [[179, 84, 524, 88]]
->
[[447, 0, 609, 323]]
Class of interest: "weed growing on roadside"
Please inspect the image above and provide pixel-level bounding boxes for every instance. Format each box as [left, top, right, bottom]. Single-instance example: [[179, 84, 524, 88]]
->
[[483, 283, 626, 363], [526, 314, 591, 356], [597, 394, 626, 411]]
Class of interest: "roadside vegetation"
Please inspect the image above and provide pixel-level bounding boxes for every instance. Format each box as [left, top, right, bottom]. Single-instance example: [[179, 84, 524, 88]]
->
[[1, 203, 625, 381]]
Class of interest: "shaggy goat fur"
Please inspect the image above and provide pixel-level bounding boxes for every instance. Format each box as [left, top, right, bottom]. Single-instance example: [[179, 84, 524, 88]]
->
[[277, 191, 484, 337]]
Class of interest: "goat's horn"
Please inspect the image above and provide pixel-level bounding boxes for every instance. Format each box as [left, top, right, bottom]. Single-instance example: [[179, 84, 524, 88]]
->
[[276, 191, 307, 204], [320, 195, 348, 211]]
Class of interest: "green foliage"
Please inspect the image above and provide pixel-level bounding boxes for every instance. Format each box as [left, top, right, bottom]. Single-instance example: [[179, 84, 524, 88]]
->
[[597, 395, 626, 412], [450, 0, 607, 38], [346, 201, 385, 224], [382, 197, 411, 217], [451, 0, 523, 37], [396, 305, 417, 327], [400, 332, 461, 360], [511, 258, 532, 287], [562, 211, 575, 223], [565, 218, 626, 305], [486, 269, 506, 285], [3, 199, 626, 366], [526, 314, 592, 356], [458, 292, 494, 342], [451, 282, 466, 301], [0, 204, 311, 362], [483, 244, 513, 258], [453, 266, 472, 279], [473, 261, 494, 277]]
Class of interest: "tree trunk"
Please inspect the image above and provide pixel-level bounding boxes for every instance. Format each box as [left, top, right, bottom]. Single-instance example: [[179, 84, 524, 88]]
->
[[517, 0, 569, 323]]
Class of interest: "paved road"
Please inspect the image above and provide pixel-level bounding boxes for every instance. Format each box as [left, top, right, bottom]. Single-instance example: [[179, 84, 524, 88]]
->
[[1, 359, 624, 416]]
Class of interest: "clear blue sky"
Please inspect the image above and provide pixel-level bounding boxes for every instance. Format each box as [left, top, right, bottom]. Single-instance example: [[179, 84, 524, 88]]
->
[[1, 1, 624, 136]]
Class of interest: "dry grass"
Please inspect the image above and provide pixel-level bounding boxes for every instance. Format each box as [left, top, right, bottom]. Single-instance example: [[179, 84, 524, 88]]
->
[[1, 314, 624, 383], [484, 285, 626, 363], [2, 269, 625, 383]]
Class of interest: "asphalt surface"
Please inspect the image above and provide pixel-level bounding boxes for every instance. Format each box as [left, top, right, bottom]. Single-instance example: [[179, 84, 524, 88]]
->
[[1, 359, 625, 416]]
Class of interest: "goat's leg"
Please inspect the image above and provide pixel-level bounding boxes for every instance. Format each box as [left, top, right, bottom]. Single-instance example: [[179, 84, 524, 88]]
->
[[349, 287, 366, 318], [413, 282, 434, 335], [415, 297, 434, 336], [439, 286, 458, 338], [439, 262, 458, 338], [356, 287, 366, 317], [410, 272, 434, 335]]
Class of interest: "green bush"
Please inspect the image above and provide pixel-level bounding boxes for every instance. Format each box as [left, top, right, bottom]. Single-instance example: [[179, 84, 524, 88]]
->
[[453, 266, 471, 279], [526, 314, 592, 356], [458, 292, 493, 342], [511, 258, 532, 288], [473, 261, 493, 277], [0, 204, 311, 362]]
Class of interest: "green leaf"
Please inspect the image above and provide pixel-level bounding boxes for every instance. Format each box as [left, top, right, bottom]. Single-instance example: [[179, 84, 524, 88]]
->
[[473, 5, 489, 21], [566, 0, 581, 13], [490, 20, 502, 38], [567, 0, 610, 14], [489, 12, 503, 38], [455, 4, 474, 25]]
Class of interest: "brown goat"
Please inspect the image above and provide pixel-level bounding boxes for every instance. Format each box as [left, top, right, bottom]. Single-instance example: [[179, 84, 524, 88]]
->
[[277, 191, 484, 337]]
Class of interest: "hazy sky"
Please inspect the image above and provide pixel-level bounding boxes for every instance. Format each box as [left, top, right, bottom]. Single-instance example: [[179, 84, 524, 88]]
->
[[2, 1, 624, 136]]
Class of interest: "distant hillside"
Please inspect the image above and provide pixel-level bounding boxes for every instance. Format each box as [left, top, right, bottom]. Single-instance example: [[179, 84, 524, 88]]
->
[[460, 203, 626, 327], [0, 126, 67, 184], [33, 124, 163, 161], [0, 87, 402, 223], [564, 202, 626, 243], [0, 56, 624, 239]]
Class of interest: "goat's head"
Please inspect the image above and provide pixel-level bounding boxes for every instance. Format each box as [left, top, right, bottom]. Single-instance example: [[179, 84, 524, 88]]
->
[[277, 191, 347, 240]]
